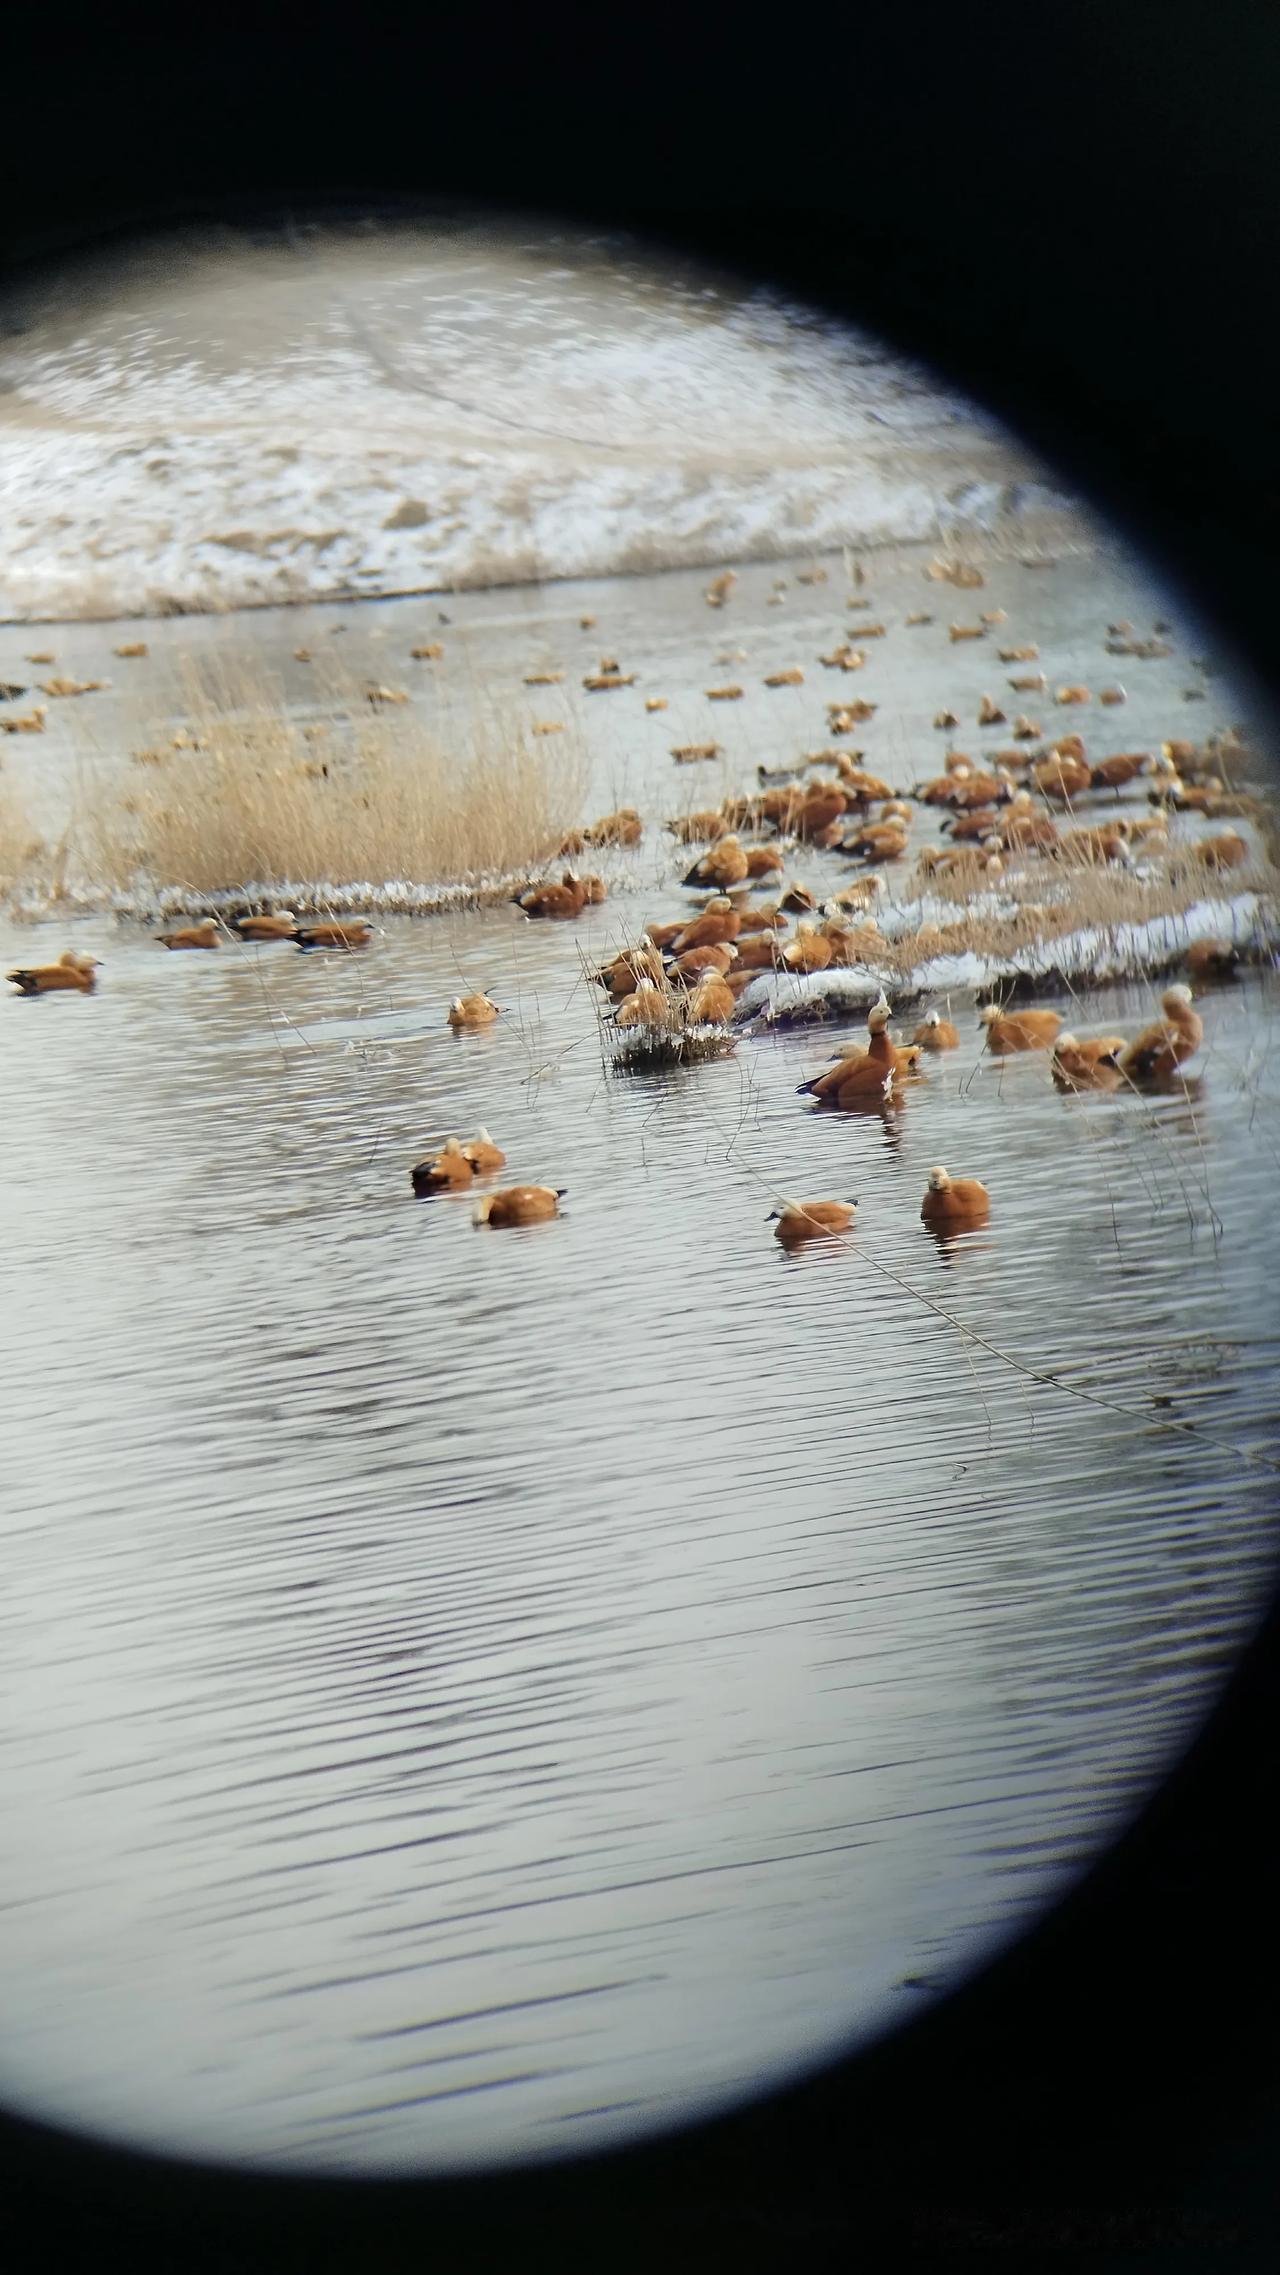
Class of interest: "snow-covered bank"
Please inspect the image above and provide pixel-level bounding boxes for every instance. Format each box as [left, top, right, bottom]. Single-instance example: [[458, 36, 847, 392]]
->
[[0, 220, 1079, 622], [735, 897, 1276, 1023]]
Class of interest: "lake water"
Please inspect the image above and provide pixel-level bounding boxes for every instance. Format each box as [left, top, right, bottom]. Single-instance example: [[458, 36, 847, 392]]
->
[[3, 532, 1279, 2174], [2, 904, 1278, 2174]]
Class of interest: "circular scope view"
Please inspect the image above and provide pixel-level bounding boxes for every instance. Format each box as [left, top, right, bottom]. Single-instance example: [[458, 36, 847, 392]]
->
[[1, 216, 1277, 2174]]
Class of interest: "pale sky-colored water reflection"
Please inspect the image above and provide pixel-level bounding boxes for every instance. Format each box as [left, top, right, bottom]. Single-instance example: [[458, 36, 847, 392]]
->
[[1, 549, 1279, 2175]]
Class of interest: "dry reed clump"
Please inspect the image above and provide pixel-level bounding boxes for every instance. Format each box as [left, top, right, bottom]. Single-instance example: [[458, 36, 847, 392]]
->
[[74, 654, 589, 900], [903, 838, 1275, 938], [0, 771, 49, 900], [596, 975, 737, 1072], [608, 1022, 739, 1071]]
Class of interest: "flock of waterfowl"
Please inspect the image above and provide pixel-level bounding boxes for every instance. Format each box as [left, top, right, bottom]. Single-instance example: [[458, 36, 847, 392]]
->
[[5, 552, 1265, 1248]]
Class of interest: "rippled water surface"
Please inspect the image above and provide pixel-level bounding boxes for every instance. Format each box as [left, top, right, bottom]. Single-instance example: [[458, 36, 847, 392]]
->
[[2, 550, 1279, 2175]]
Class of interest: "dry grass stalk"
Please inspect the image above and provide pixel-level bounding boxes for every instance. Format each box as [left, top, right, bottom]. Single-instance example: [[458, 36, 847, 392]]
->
[[596, 967, 736, 1071], [73, 654, 589, 898], [0, 771, 47, 898]]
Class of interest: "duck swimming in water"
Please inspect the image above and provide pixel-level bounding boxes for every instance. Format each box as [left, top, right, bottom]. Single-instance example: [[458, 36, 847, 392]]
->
[[912, 1010, 960, 1051], [233, 909, 298, 940], [7, 949, 101, 995], [157, 918, 219, 949], [294, 918, 373, 948], [410, 1138, 475, 1195], [462, 1127, 506, 1173], [473, 1185, 565, 1227], [447, 992, 501, 1030], [979, 1003, 1062, 1053], [1051, 1033, 1128, 1088], [769, 1198, 858, 1246], [920, 1166, 990, 1226], [1111, 985, 1203, 1082]]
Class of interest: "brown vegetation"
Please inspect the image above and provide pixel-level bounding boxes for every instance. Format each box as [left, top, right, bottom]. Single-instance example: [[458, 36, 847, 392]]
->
[[73, 657, 587, 899]]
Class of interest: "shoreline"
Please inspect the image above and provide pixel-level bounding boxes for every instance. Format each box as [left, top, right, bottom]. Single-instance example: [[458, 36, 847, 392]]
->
[[0, 220, 1079, 624], [0, 502, 1093, 630]]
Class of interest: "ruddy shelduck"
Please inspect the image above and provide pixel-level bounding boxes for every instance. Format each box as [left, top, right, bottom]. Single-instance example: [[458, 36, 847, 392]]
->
[[667, 942, 738, 982], [979, 1003, 1063, 1053], [233, 909, 298, 940], [842, 819, 910, 862], [1113, 985, 1203, 1081], [733, 934, 786, 971], [473, 1185, 565, 1227], [781, 920, 834, 973], [615, 982, 676, 1029], [912, 1010, 960, 1050], [947, 805, 1002, 843], [462, 1126, 506, 1173], [585, 807, 643, 848], [1183, 937, 1240, 981], [1032, 749, 1092, 802], [685, 970, 736, 1024], [447, 992, 501, 1030], [779, 883, 818, 914], [7, 949, 101, 995], [794, 787, 850, 841], [1195, 831, 1249, 871], [921, 1167, 990, 1225], [944, 769, 1010, 811], [157, 918, 219, 950], [1051, 1033, 1128, 1087], [684, 834, 750, 890], [831, 1058, 899, 1110], [826, 875, 884, 914], [799, 994, 906, 1105], [734, 901, 787, 935], [1090, 751, 1149, 791], [669, 897, 742, 955], [411, 1137, 475, 1195], [769, 1198, 858, 1246], [596, 943, 666, 996], [643, 916, 686, 952], [294, 918, 373, 949], [667, 809, 728, 842], [516, 872, 589, 919]]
